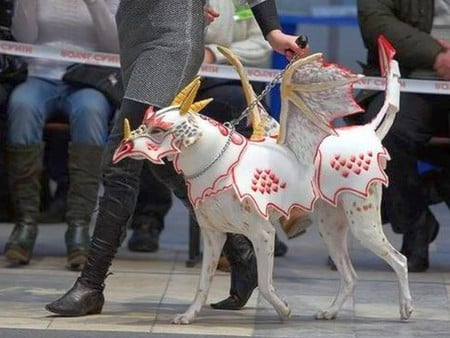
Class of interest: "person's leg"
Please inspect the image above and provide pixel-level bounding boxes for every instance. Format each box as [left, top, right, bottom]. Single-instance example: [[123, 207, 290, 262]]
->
[[4, 77, 59, 264], [128, 162, 173, 252], [365, 92, 438, 272], [45, 0, 207, 316], [61, 87, 115, 270]]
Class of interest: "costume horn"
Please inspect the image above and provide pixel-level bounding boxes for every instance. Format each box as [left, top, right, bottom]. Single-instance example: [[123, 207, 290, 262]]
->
[[180, 80, 201, 115], [170, 76, 201, 106], [190, 98, 213, 113], [123, 118, 131, 139]]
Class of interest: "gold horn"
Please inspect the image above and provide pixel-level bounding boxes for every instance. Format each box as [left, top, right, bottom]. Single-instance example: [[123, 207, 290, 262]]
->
[[190, 98, 213, 113], [180, 80, 201, 115], [123, 118, 131, 139], [170, 76, 201, 106]]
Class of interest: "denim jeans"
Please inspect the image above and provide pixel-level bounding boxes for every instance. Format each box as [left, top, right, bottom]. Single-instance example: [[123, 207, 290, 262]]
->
[[7, 77, 114, 146]]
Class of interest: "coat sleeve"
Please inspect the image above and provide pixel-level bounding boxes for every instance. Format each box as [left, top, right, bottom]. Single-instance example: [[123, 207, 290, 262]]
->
[[357, 0, 443, 70], [249, 0, 281, 38]]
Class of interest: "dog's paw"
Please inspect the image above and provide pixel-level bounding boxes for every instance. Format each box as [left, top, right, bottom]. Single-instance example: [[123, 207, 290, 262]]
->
[[280, 301, 292, 320], [400, 299, 414, 320], [171, 313, 192, 325], [314, 309, 337, 320]]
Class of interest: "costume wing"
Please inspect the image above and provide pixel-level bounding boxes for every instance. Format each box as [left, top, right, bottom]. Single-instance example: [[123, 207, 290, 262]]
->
[[277, 54, 363, 167]]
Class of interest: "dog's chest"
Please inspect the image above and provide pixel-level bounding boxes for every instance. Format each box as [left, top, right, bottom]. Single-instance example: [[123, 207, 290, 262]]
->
[[195, 190, 257, 234]]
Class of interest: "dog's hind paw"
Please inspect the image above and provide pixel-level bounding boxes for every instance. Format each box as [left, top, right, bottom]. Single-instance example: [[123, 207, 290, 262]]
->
[[400, 300, 414, 320], [314, 309, 337, 320], [171, 313, 193, 325]]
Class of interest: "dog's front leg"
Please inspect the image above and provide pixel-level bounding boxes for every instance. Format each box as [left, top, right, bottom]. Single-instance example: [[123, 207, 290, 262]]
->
[[248, 219, 291, 320], [172, 225, 227, 324]]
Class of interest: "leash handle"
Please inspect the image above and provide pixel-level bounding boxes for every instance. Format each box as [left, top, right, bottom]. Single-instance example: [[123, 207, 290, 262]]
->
[[296, 35, 309, 49]]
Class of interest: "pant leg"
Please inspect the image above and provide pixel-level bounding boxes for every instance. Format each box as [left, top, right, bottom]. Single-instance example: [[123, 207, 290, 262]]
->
[[62, 87, 115, 146], [6, 77, 59, 145], [364, 92, 434, 232], [131, 162, 173, 231]]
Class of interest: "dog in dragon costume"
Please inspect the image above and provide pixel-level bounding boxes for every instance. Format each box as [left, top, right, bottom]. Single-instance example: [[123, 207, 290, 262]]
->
[[112, 36, 413, 324]]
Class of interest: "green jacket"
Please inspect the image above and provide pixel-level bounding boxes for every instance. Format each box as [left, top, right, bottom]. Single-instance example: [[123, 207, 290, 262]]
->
[[357, 0, 444, 76]]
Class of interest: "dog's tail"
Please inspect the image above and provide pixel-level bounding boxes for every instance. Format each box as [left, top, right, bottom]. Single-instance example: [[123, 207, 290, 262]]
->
[[217, 46, 278, 140], [368, 36, 401, 140]]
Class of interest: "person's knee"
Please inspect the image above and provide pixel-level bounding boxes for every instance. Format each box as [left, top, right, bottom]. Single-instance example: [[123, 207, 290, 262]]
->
[[8, 87, 47, 123], [7, 95, 47, 144], [67, 89, 114, 145]]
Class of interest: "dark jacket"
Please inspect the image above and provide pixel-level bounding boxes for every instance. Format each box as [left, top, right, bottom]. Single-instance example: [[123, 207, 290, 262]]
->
[[357, 0, 443, 76]]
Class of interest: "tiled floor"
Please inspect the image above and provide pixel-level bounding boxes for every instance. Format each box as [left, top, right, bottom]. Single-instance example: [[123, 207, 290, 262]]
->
[[1, 199, 450, 337]]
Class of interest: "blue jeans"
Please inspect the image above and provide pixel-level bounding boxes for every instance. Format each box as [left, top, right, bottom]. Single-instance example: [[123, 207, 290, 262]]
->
[[7, 77, 114, 146]]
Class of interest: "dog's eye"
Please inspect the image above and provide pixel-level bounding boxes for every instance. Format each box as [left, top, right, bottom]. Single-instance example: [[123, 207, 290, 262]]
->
[[150, 127, 165, 135]]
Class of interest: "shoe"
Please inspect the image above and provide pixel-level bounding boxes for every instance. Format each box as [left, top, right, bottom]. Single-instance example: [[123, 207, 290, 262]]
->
[[4, 222, 38, 265], [400, 210, 439, 272], [128, 225, 161, 253], [45, 278, 104, 316], [210, 234, 257, 310], [65, 221, 90, 271]]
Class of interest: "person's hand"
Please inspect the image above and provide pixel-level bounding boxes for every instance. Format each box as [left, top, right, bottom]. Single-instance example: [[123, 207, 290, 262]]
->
[[266, 30, 309, 60], [204, 4, 220, 25], [434, 49, 450, 80], [437, 39, 450, 50], [203, 47, 216, 64]]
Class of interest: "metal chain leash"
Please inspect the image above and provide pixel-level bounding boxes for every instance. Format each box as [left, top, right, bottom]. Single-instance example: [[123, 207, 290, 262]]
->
[[224, 35, 308, 129], [223, 57, 297, 129]]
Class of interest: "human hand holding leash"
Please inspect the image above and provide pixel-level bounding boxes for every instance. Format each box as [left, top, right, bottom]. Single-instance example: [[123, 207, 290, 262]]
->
[[266, 31, 309, 60]]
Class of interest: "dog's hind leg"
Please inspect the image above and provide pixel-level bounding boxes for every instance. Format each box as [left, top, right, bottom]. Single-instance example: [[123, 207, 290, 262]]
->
[[342, 182, 414, 320], [247, 218, 291, 320], [172, 222, 227, 324], [314, 200, 357, 320]]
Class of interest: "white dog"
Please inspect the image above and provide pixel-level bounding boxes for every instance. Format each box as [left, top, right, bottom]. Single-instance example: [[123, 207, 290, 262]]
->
[[112, 37, 413, 324]]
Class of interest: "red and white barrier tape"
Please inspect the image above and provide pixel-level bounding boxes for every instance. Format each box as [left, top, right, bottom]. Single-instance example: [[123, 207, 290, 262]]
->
[[1, 40, 449, 95]]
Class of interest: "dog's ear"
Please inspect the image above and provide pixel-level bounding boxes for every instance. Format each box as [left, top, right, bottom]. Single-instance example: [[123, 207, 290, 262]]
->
[[173, 115, 202, 148]]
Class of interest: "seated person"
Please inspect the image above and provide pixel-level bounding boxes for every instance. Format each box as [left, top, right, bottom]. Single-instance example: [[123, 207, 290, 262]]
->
[[3, 0, 119, 270], [353, 0, 450, 272], [0, 0, 26, 222]]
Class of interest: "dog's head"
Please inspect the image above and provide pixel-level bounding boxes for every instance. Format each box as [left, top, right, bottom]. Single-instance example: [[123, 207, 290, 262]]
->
[[112, 77, 212, 164]]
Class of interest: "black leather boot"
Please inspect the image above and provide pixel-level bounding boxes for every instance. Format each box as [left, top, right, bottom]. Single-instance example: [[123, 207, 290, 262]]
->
[[210, 234, 257, 310], [46, 99, 152, 316], [65, 220, 91, 271], [4, 144, 44, 264], [400, 210, 439, 272], [45, 237, 117, 316], [65, 144, 103, 271], [45, 277, 104, 316], [4, 221, 38, 264], [128, 220, 162, 252]]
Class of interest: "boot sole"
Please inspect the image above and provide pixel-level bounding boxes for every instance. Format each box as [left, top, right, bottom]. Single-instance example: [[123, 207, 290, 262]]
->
[[45, 304, 103, 317], [4, 245, 31, 265]]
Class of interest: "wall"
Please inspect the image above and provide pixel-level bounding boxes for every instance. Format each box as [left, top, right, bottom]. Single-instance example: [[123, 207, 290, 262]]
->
[[276, 0, 367, 73]]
